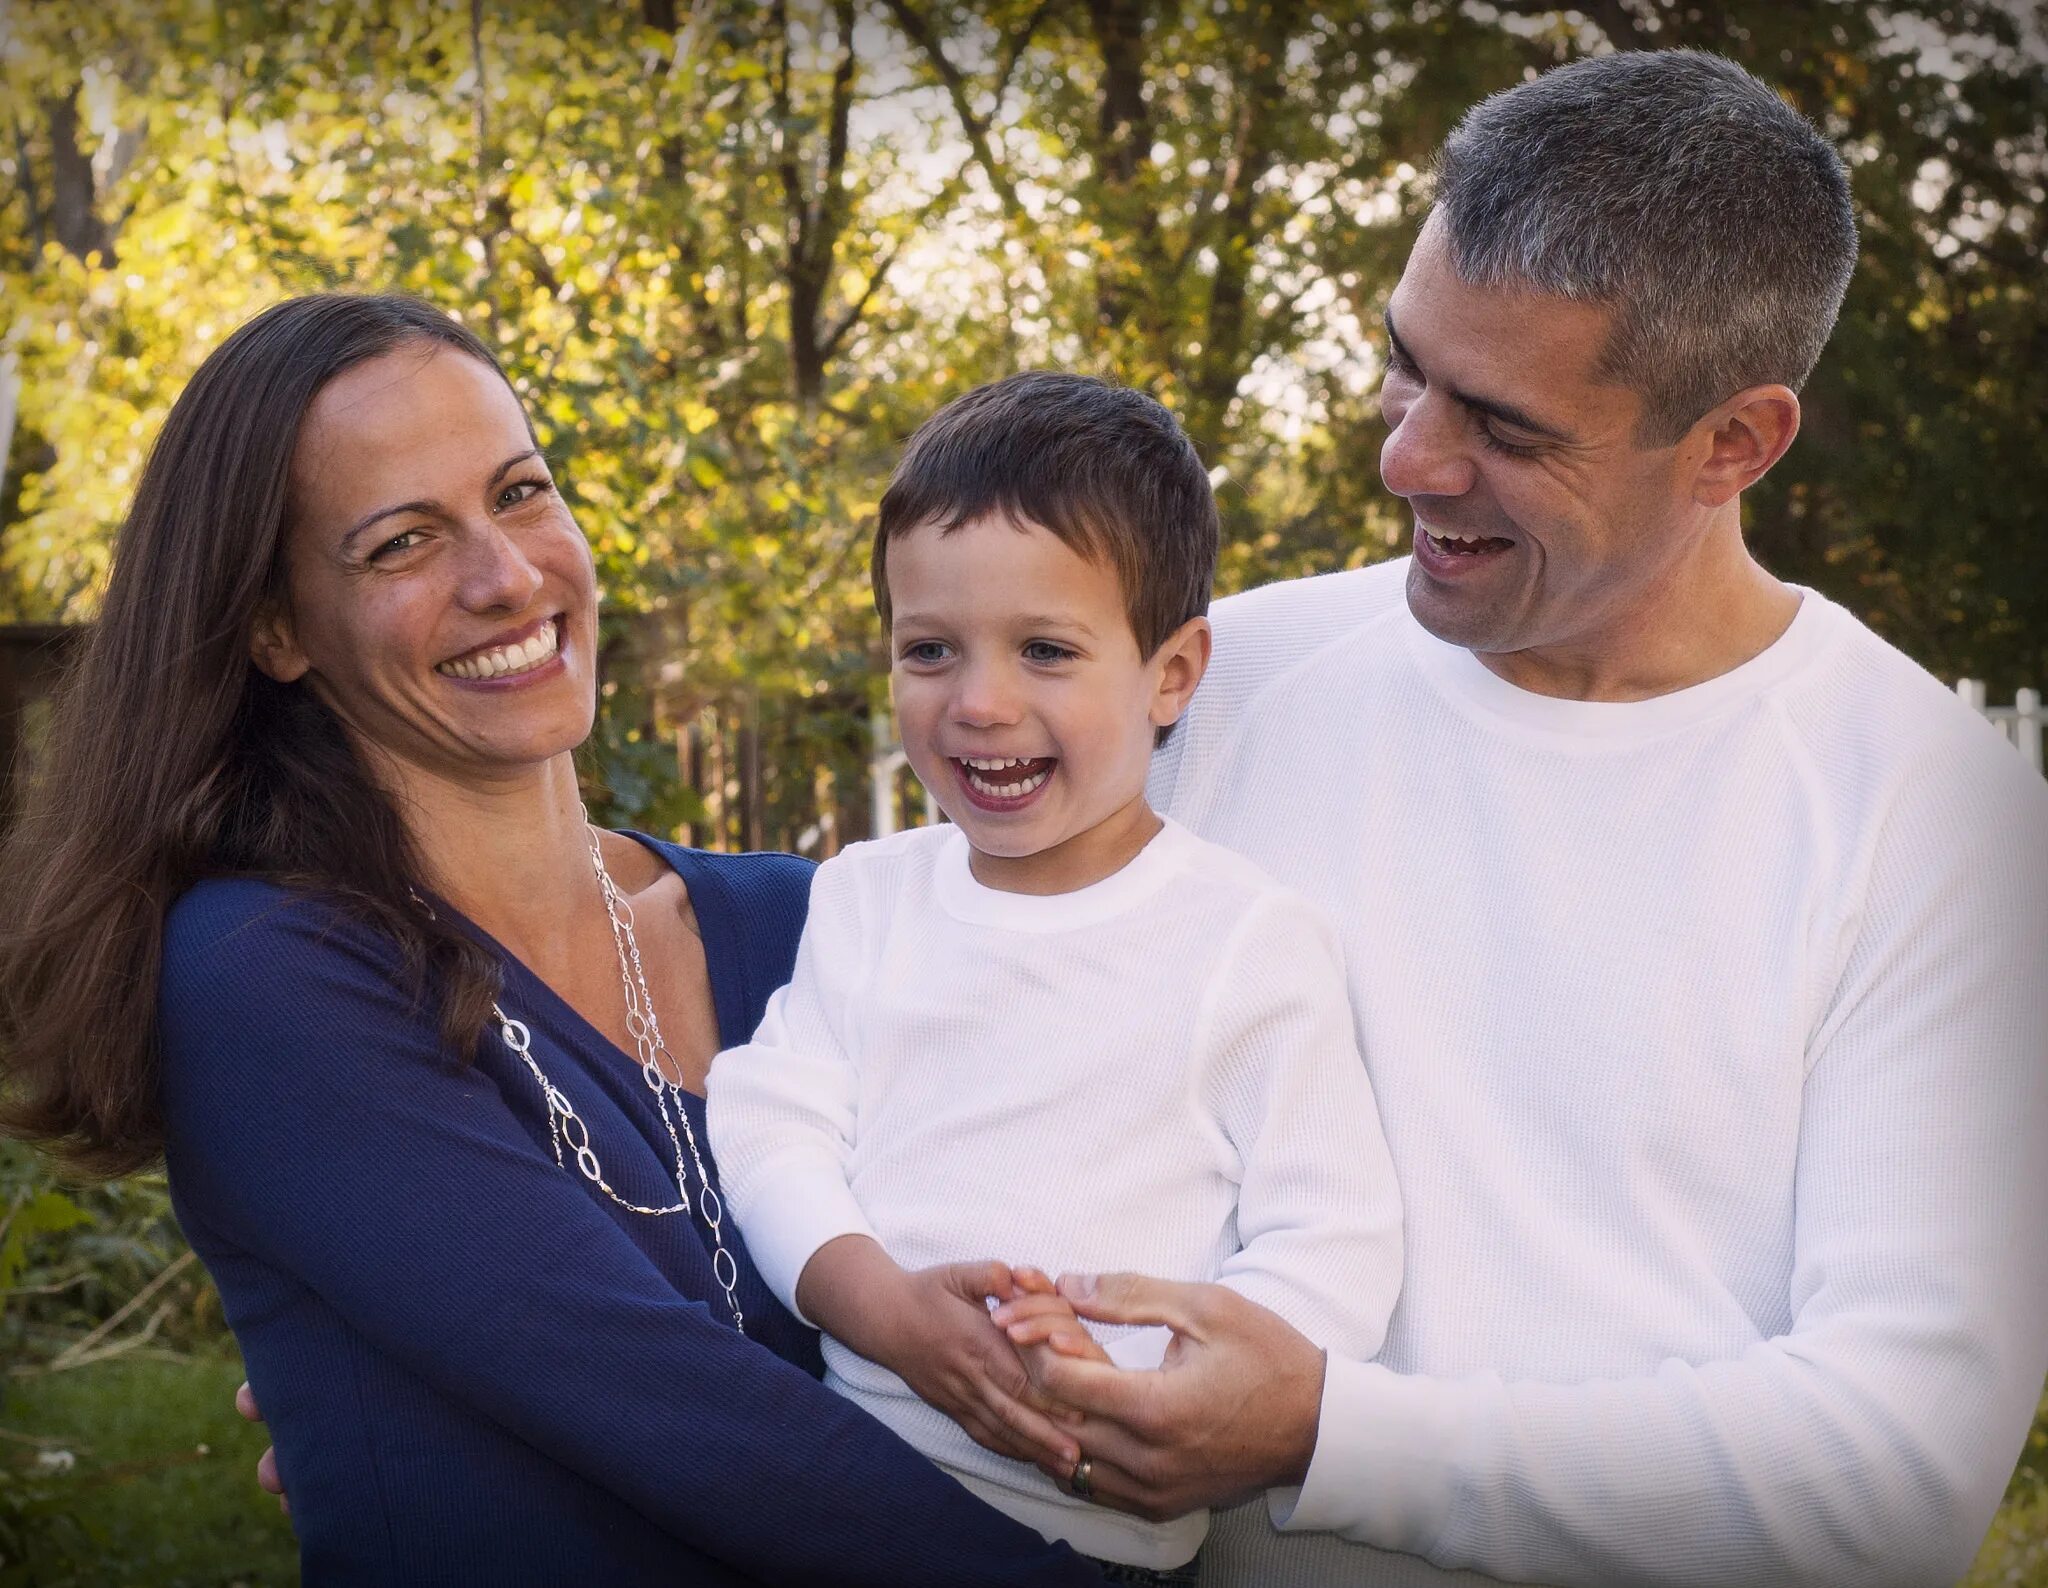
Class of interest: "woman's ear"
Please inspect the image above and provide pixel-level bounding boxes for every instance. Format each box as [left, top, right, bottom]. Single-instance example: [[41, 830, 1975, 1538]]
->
[[249, 602, 310, 683], [1148, 615, 1213, 731]]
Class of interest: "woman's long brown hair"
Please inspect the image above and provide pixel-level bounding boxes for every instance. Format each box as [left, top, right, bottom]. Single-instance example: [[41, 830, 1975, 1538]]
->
[[0, 294, 509, 1178]]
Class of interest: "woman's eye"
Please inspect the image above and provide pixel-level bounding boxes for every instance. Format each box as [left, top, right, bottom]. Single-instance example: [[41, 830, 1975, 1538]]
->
[[370, 529, 425, 561], [497, 478, 551, 510], [1023, 641, 1075, 664]]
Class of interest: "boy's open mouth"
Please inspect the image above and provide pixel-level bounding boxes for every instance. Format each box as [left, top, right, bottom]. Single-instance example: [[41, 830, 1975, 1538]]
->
[[953, 756, 1056, 810]]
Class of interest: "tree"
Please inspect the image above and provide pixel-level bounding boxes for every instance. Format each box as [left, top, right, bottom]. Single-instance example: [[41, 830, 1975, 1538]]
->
[[3, 0, 2041, 855]]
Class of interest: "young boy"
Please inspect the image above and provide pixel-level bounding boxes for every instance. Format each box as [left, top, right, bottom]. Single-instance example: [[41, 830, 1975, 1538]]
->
[[705, 373, 1402, 1583]]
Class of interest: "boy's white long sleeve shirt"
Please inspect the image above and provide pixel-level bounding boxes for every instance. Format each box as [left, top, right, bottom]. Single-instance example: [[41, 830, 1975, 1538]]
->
[[706, 818, 1404, 1569], [1150, 561, 2048, 1587]]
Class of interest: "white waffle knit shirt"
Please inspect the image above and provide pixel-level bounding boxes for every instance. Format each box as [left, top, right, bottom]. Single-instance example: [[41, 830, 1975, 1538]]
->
[[706, 818, 1404, 1569], [1150, 560, 2048, 1588]]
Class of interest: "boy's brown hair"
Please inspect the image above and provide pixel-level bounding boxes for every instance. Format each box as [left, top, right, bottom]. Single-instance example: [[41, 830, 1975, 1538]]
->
[[871, 372, 1218, 658]]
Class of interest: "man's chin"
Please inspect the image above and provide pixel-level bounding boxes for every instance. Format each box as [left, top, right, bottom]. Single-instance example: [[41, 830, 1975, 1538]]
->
[[1405, 556, 1521, 651]]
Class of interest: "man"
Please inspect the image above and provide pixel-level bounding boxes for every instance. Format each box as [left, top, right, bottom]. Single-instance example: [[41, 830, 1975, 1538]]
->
[[1010, 48, 2048, 1586]]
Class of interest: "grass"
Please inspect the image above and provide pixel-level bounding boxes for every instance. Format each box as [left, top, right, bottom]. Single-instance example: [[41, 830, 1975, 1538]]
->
[[1, 1346, 295, 1588], [0, 1351, 2041, 1585]]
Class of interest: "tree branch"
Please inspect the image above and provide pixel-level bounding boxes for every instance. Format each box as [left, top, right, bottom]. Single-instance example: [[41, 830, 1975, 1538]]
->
[[11, 114, 45, 257], [469, 0, 499, 280], [880, 0, 1031, 226]]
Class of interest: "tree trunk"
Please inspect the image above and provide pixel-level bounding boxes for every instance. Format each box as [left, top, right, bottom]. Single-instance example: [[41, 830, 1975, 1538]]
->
[[45, 90, 114, 263], [737, 693, 764, 852], [1084, 0, 1167, 338], [0, 350, 19, 517], [776, 0, 859, 410], [1184, 0, 1302, 464]]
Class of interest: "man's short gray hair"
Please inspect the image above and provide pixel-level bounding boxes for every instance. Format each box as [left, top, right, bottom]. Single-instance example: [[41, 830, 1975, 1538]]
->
[[1433, 50, 1857, 442]]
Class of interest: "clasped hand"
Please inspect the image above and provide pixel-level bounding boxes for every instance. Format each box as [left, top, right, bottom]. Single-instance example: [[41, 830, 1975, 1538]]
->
[[796, 1236, 1109, 1478], [993, 1271, 1328, 1524]]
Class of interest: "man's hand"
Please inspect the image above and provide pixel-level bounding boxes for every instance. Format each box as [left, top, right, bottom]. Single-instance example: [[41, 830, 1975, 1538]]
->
[[991, 1271, 1325, 1523], [794, 1235, 1081, 1474], [234, 1381, 289, 1517]]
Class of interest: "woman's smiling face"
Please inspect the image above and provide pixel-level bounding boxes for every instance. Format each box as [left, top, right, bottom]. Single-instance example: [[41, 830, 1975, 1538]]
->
[[255, 342, 599, 785]]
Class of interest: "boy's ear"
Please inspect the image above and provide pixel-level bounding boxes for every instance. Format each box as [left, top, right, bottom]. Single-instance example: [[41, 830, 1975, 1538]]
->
[[1148, 615, 1212, 731], [249, 600, 311, 684]]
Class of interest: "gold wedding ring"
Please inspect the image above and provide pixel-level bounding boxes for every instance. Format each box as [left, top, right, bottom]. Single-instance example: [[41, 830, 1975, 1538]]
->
[[1070, 1456, 1095, 1500]]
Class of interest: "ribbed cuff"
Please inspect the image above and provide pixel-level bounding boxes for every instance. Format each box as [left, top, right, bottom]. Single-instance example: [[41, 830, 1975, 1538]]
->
[[1266, 1354, 1475, 1553], [733, 1164, 877, 1326]]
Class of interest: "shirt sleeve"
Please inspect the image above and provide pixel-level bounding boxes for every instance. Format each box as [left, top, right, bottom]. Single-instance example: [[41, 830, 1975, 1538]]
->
[[1198, 890, 1405, 1360], [159, 886, 1096, 1588], [705, 853, 879, 1322], [1274, 745, 2048, 1586]]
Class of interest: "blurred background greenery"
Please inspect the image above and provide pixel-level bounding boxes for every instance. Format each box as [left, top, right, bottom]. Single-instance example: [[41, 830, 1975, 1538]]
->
[[3, 0, 2044, 1581]]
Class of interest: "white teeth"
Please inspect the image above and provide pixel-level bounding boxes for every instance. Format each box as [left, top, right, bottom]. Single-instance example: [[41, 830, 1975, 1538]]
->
[[965, 767, 1052, 798], [438, 620, 561, 680], [962, 756, 1037, 771]]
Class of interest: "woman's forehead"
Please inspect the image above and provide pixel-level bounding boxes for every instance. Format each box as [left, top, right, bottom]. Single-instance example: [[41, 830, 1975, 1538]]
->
[[292, 346, 527, 512]]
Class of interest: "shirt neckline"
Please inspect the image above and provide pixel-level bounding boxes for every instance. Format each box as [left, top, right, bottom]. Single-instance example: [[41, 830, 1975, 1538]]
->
[[431, 831, 739, 1101], [931, 817, 1194, 932], [1402, 586, 1839, 746]]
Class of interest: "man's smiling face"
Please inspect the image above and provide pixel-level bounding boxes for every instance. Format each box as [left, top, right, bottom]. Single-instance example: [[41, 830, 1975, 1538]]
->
[[1380, 216, 1710, 677]]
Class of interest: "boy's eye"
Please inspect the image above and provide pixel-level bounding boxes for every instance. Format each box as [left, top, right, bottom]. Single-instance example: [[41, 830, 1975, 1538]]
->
[[901, 640, 951, 665], [1023, 640, 1075, 664]]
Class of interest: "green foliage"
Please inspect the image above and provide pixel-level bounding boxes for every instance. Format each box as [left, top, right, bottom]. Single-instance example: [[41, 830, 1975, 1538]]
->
[[0, 1143, 221, 1370], [2, 1348, 295, 1587], [1, 1141, 278, 1583], [5, 0, 2041, 848]]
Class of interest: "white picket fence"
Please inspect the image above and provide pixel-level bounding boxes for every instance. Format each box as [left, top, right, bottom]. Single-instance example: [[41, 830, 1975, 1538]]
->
[[1957, 680, 2045, 775], [869, 707, 939, 839]]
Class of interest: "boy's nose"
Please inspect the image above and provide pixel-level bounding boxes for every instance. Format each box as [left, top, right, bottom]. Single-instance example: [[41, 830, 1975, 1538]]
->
[[949, 662, 1023, 728]]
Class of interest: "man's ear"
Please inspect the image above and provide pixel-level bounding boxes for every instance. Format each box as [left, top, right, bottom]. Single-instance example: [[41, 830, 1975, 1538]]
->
[[1687, 383, 1801, 509], [1148, 615, 1213, 731], [249, 601, 310, 683]]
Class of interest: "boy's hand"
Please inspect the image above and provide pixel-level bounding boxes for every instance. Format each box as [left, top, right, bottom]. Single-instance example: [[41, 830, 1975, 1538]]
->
[[997, 1266, 1114, 1482], [794, 1235, 1082, 1475], [1001, 1264, 1114, 1379]]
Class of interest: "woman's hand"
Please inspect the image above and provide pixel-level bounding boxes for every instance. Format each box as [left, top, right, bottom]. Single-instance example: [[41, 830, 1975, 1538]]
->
[[795, 1235, 1082, 1474], [234, 1381, 290, 1517]]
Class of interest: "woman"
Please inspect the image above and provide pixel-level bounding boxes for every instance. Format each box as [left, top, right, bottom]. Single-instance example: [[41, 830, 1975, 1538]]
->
[[0, 294, 1100, 1586]]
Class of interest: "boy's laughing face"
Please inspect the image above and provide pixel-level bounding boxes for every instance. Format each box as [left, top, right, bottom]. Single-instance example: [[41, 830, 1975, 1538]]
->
[[885, 511, 1207, 895]]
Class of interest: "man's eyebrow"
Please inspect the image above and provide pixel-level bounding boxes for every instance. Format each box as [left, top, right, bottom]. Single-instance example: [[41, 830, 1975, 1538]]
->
[[1383, 307, 1577, 445], [338, 449, 545, 552]]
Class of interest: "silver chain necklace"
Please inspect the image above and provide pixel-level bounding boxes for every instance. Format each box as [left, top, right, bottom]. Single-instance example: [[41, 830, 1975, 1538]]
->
[[490, 825, 745, 1334]]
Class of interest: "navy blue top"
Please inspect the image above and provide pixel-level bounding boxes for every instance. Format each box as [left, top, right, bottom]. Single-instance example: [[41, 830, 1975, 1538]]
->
[[159, 836, 1098, 1587]]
